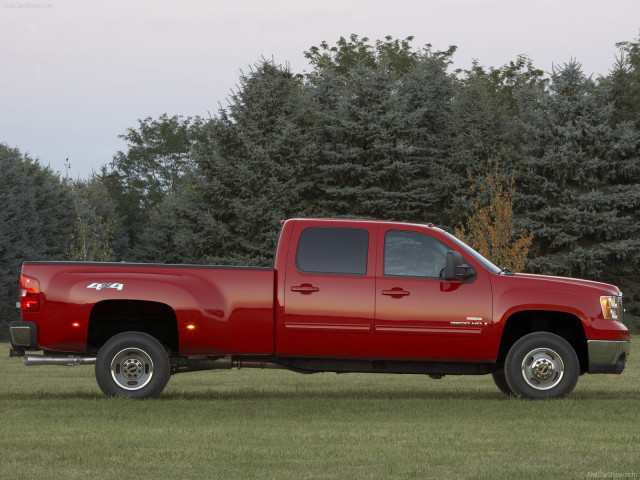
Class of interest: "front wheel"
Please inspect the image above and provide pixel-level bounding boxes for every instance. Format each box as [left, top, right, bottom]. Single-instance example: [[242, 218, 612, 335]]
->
[[95, 332, 170, 399], [504, 332, 579, 400]]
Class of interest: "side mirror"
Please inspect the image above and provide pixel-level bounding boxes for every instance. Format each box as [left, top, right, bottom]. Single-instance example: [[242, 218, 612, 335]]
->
[[445, 251, 477, 282]]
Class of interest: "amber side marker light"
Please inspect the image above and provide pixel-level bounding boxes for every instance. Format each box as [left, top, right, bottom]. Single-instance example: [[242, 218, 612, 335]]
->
[[72, 322, 80, 328], [187, 325, 196, 330]]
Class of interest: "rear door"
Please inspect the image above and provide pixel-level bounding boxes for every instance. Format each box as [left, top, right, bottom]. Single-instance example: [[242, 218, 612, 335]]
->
[[281, 222, 377, 357]]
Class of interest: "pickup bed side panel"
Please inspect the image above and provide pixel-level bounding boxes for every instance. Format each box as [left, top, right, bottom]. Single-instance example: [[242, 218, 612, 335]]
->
[[21, 263, 275, 355]]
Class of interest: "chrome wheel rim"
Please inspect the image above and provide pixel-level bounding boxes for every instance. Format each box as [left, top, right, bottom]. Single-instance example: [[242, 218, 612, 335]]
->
[[521, 347, 564, 390], [110, 348, 154, 391]]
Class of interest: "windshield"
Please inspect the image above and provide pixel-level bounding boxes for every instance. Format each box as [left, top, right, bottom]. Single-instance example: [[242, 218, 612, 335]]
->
[[442, 232, 502, 275]]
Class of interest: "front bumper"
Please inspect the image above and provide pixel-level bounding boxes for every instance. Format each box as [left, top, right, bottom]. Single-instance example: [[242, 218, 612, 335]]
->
[[9, 321, 38, 355], [587, 340, 630, 374]]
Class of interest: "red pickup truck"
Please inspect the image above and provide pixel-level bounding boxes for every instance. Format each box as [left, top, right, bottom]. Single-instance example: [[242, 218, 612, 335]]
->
[[9, 218, 630, 399]]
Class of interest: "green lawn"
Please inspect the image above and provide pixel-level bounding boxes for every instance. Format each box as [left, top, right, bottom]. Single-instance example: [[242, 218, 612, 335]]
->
[[1, 342, 638, 479]]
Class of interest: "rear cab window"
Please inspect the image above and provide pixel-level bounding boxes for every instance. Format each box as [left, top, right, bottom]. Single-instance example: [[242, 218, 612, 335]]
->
[[296, 227, 369, 276]]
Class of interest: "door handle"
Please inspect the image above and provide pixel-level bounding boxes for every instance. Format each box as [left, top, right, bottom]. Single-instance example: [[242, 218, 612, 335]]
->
[[382, 288, 410, 297], [291, 284, 320, 294]]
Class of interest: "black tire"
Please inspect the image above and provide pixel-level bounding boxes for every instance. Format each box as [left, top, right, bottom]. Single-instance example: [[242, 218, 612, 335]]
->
[[504, 332, 579, 400], [95, 332, 170, 399], [491, 369, 513, 396]]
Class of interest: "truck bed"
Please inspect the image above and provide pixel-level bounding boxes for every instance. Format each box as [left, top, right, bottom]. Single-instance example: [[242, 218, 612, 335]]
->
[[20, 262, 276, 355]]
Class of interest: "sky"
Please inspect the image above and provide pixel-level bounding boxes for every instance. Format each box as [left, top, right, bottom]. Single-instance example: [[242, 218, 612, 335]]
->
[[1, 0, 639, 179]]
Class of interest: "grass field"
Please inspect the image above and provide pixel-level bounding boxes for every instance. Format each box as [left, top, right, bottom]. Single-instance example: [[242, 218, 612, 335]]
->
[[1, 343, 638, 480]]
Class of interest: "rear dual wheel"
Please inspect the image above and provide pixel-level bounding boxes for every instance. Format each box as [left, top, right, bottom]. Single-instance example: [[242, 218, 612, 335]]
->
[[95, 332, 170, 399], [503, 332, 579, 400]]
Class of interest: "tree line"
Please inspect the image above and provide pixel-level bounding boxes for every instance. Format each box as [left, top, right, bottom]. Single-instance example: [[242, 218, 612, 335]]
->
[[1, 34, 639, 335]]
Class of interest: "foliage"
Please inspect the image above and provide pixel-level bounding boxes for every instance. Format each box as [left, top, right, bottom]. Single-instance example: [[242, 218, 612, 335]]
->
[[604, 32, 640, 127], [67, 171, 118, 262], [518, 60, 640, 286], [304, 33, 455, 75], [104, 114, 207, 251], [307, 36, 459, 224], [454, 162, 533, 272], [136, 61, 319, 265], [0, 145, 75, 334]]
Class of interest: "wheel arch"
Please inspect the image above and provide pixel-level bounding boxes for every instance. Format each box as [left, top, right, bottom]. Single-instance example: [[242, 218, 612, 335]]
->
[[87, 300, 179, 355], [496, 310, 588, 373]]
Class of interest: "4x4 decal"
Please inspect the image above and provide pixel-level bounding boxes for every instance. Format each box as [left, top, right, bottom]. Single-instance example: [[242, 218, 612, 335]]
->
[[87, 282, 124, 291]]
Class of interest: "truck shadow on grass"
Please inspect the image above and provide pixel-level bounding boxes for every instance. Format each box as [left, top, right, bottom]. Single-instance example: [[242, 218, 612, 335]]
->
[[1, 389, 638, 402], [0, 390, 502, 402], [158, 388, 640, 402]]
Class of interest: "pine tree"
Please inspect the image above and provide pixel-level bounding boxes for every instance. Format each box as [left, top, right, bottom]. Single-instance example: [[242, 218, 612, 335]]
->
[[312, 62, 410, 218], [0, 144, 75, 335], [137, 60, 320, 265], [518, 61, 640, 281], [447, 58, 546, 227], [603, 34, 640, 127], [307, 36, 458, 223], [393, 51, 458, 225]]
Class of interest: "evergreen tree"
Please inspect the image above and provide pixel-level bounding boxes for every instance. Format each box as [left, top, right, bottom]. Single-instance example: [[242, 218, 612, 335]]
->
[[0, 144, 75, 335], [312, 62, 410, 218], [137, 60, 319, 265], [602, 33, 640, 127], [307, 36, 458, 223], [304, 34, 423, 76], [518, 61, 640, 282], [447, 58, 546, 226], [133, 169, 229, 264], [390, 51, 458, 225]]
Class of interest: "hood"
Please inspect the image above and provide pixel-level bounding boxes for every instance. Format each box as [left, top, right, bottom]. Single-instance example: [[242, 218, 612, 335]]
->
[[511, 273, 621, 296]]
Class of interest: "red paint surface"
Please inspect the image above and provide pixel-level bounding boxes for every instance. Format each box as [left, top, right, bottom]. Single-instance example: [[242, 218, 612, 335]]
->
[[20, 218, 629, 360]]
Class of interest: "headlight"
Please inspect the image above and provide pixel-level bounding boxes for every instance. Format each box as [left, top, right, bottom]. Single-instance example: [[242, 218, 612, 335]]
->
[[600, 295, 623, 322]]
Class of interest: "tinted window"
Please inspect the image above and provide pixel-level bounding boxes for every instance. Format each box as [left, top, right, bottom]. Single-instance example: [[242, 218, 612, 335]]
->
[[384, 230, 449, 278], [296, 227, 369, 275]]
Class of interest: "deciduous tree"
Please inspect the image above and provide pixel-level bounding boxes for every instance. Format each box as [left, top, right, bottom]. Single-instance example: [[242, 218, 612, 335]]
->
[[104, 114, 206, 251], [454, 161, 533, 272]]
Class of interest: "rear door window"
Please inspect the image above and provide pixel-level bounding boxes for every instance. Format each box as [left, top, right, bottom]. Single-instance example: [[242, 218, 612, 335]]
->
[[296, 227, 369, 276]]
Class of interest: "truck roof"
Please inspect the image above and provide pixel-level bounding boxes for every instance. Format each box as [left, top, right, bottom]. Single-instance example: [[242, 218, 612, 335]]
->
[[285, 218, 440, 230]]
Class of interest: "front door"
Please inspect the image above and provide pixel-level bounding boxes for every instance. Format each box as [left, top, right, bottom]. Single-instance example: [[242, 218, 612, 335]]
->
[[374, 226, 493, 360]]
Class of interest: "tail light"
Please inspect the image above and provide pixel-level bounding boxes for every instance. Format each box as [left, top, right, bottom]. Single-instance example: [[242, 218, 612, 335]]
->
[[20, 275, 40, 312]]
